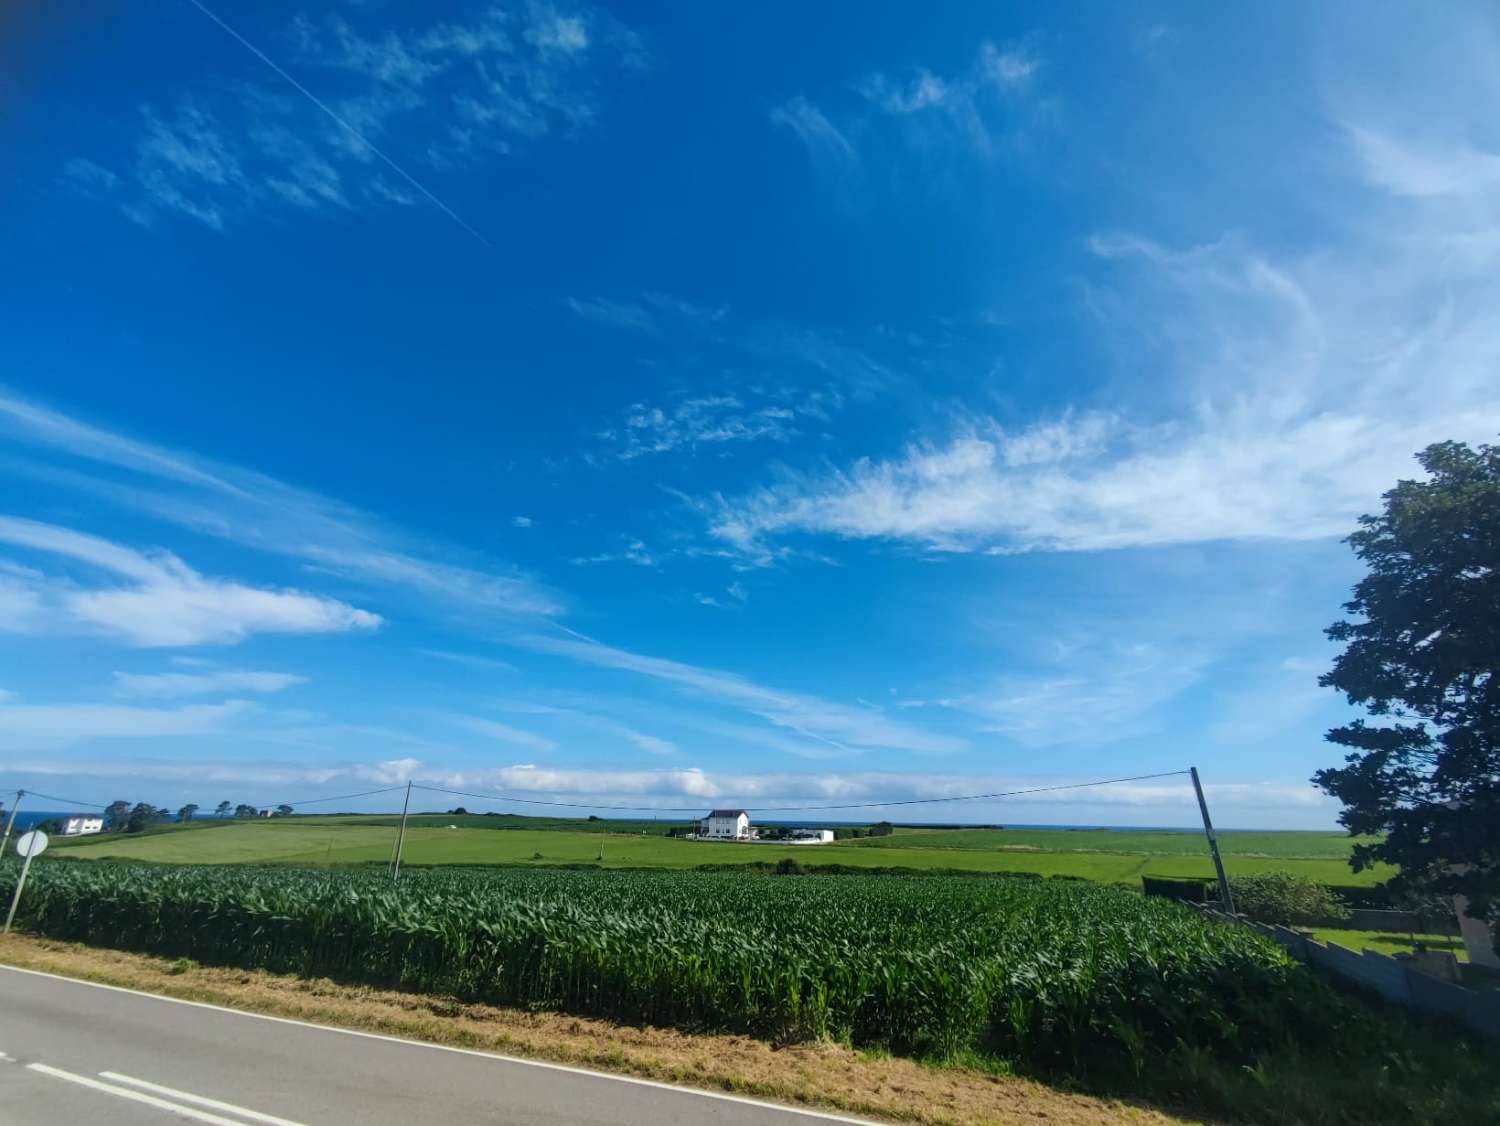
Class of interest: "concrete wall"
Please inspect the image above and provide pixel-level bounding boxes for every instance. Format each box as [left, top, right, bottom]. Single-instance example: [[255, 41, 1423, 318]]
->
[[1454, 896, 1500, 969], [1192, 905, 1500, 1042]]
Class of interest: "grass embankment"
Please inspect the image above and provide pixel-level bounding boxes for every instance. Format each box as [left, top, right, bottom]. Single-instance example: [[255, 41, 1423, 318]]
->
[[51, 819, 1392, 886]]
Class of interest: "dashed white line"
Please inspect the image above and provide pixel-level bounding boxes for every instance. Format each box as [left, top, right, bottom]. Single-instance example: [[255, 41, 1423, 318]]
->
[[0, 965, 879, 1125], [101, 1071, 309, 1126], [26, 1062, 251, 1125]]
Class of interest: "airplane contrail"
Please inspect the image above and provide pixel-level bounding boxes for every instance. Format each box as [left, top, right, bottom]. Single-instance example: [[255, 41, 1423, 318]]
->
[[184, 0, 492, 248]]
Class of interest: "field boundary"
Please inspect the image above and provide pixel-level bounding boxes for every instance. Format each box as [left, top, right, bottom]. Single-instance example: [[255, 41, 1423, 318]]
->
[[1192, 905, 1500, 1040]]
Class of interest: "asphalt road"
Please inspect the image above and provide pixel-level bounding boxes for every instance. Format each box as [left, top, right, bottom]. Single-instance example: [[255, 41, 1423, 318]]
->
[[0, 965, 873, 1126]]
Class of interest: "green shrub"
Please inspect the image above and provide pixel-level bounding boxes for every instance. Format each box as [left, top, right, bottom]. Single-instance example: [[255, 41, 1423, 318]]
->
[[1229, 871, 1350, 925]]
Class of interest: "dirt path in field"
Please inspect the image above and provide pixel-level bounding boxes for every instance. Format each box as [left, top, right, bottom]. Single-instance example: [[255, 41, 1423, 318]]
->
[[0, 934, 1204, 1126]]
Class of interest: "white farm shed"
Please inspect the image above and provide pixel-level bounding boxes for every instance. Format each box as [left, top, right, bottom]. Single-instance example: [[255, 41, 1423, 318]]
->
[[787, 829, 834, 844], [699, 809, 751, 840], [61, 815, 104, 836]]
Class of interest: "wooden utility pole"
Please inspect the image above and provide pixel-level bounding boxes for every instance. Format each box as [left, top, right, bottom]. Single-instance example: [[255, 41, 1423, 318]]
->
[[0, 791, 23, 858], [1190, 767, 1235, 914], [391, 781, 413, 882]]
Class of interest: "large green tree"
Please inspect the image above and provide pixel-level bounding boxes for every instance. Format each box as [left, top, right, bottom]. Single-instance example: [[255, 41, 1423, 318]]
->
[[1314, 440, 1499, 926]]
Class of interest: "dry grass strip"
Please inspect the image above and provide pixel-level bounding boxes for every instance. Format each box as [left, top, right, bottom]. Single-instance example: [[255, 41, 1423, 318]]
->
[[0, 933, 1202, 1126]]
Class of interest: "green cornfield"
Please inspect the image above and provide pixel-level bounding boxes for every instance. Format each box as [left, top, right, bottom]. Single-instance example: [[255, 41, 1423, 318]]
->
[[1, 863, 1336, 1070]]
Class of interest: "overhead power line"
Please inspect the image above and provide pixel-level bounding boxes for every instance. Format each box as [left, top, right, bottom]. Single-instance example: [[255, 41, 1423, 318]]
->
[[413, 784, 710, 814], [16, 789, 108, 810], [411, 770, 1194, 816], [280, 786, 409, 808], [6, 771, 1196, 822]]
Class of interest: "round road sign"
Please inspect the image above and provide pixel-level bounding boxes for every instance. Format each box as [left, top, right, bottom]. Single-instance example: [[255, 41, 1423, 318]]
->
[[14, 830, 48, 859]]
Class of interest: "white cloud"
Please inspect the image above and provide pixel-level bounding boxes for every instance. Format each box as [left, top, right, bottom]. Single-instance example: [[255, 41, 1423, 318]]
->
[[980, 43, 1038, 87], [854, 38, 1049, 159], [71, 3, 644, 231], [486, 697, 680, 757], [0, 391, 560, 620], [0, 700, 254, 742], [444, 713, 558, 753], [1345, 124, 1500, 200], [571, 538, 656, 567], [0, 752, 422, 788], [564, 296, 658, 333], [415, 648, 517, 673], [0, 749, 1329, 818], [112, 669, 308, 698], [0, 515, 381, 647], [770, 96, 858, 172], [953, 643, 1211, 749], [707, 124, 1500, 556], [599, 394, 806, 461], [511, 515, 533, 528], [406, 763, 1327, 814], [519, 631, 966, 754]]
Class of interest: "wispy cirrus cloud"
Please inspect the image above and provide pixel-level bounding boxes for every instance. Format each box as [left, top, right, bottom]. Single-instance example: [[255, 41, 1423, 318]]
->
[[775, 37, 1049, 174], [0, 699, 256, 744], [519, 630, 966, 754], [443, 712, 558, 754], [600, 395, 801, 461], [415, 648, 517, 674], [112, 669, 308, 698], [0, 515, 380, 647], [566, 292, 889, 465], [64, 2, 645, 232], [706, 118, 1500, 558], [0, 751, 424, 788], [489, 698, 679, 756], [769, 96, 859, 175], [0, 390, 561, 622], [950, 642, 1211, 749], [0, 748, 1328, 816]]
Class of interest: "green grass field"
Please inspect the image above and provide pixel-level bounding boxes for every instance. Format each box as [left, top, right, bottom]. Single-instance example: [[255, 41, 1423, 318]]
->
[[1309, 927, 1470, 962], [50, 816, 1390, 885], [865, 826, 1372, 858]]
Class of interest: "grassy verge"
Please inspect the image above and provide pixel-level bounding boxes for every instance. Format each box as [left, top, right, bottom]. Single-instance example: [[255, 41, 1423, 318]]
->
[[1310, 928, 1469, 962], [0, 933, 1191, 1126]]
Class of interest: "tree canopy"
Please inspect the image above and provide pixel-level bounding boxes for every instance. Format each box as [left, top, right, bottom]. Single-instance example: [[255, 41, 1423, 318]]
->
[[1314, 440, 1499, 926]]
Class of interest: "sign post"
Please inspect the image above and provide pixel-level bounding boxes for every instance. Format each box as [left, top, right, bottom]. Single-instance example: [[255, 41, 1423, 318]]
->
[[4, 829, 48, 934]]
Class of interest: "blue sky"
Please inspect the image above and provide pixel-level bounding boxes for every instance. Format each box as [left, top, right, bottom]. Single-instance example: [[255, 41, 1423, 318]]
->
[[2, 2, 1497, 828]]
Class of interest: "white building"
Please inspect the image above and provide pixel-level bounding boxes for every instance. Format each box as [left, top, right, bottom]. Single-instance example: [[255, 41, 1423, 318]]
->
[[699, 809, 751, 840], [786, 829, 834, 844], [61, 815, 104, 836]]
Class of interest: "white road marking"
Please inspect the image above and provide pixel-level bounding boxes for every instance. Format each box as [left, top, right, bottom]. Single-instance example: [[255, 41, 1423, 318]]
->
[[26, 1062, 254, 1125], [0, 964, 879, 1125], [101, 1071, 309, 1126]]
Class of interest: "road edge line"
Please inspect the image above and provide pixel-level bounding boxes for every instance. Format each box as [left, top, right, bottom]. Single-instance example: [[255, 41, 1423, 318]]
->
[[101, 1070, 309, 1126], [0, 962, 882, 1125], [26, 1062, 252, 1126]]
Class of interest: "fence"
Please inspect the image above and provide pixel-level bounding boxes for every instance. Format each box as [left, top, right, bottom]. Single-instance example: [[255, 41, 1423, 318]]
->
[[1192, 904, 1500, 1041]]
